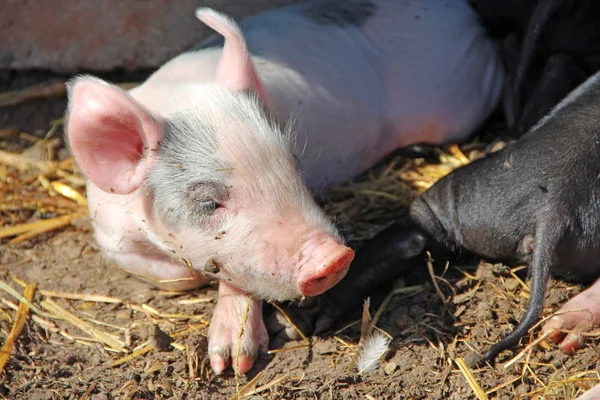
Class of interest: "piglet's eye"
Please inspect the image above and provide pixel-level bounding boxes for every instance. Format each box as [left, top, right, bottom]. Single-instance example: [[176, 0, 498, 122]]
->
[[194, 199, 222, 214], [184, 181, 228, 216]]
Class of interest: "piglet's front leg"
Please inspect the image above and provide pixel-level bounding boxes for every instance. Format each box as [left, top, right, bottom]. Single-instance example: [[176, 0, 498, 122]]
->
[[208, 281, 268, 375]]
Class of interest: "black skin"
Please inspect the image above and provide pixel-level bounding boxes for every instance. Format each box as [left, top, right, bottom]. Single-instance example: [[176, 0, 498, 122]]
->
[[471, 0, 600, 136], [327, 71, 600, 367], [270, 71, 600, 364]]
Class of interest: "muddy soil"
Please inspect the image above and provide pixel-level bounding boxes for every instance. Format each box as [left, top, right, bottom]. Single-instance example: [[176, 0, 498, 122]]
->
[[1, 71, 599, 400]]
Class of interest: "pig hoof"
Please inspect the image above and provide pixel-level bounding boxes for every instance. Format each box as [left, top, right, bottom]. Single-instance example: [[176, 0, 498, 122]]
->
[[207, 294, 268, 375], [543, 315, 589, 355], [574, 383, 600, 400], [542, 280, 600, 355], [266, 305, 315, 344], [266, 296, 346, 346], [266, 297, 335, 345]]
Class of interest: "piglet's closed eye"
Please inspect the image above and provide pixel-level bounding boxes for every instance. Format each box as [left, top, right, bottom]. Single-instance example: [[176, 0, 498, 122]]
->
[[66, 77, 162, 195], [184, 181, 229, 215]]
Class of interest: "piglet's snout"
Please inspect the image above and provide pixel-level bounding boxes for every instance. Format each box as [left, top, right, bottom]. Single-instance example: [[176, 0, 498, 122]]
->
[[297, 240, 354, 297]]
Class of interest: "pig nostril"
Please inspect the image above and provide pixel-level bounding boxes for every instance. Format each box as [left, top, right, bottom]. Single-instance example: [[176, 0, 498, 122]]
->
[[309, 276, 327, 285], [299, 270, 344, 297], [298, 249, 354, 297]]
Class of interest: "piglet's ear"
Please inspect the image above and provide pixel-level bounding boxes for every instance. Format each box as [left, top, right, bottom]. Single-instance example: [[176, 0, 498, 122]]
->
[[65, 76, 161, 195], [195, 8, 268, 106]]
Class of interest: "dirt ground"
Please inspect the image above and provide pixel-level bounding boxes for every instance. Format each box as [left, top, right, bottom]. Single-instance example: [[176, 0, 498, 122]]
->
[[1, 71, 600, 400]]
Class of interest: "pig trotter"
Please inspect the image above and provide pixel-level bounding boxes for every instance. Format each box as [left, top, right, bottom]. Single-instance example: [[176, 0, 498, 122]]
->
[[265, 297, 324, 344], [208, 282, 268, 375], [542, 276, 600, 355], [479, 223, 557, 365], [573, 382, 600, 400]]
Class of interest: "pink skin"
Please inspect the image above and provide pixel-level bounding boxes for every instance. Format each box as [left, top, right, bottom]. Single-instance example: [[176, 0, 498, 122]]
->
[[575, 383, 600, 400], [542, 277, 600, 355], [66, 9, 353, 375], [208, 282, 268, 375]]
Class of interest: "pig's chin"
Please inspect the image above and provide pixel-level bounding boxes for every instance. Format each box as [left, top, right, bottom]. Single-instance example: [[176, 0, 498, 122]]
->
[[218, 269, 303, 303]]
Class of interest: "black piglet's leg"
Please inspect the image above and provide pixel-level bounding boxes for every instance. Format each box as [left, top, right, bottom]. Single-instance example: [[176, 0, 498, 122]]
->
[[504, 0, 564, 128], [516, 53, 587, 135]]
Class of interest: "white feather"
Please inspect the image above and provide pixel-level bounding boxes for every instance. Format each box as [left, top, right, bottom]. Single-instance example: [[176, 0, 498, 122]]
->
[[356, 330, 391, 374]]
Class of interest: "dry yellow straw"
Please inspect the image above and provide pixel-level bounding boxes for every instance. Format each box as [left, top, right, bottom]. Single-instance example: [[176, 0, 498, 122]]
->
[[0, 213, 82, 243], [229, 371, 263, 400], [241, 374, 300, 398], [455, 357, 489, 400], [235, 296, 254, 395], [39, 290, 122, 304], [267, 301, 310, 346], [0, 282, 37, 372], [110, 345, 153, 367], [41, 298, 126, 351], [0, 149, 56, 173], [50, 181, 88, 205]]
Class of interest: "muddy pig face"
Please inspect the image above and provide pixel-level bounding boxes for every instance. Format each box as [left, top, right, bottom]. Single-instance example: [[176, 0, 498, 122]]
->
[[64, 10, 354, 302]]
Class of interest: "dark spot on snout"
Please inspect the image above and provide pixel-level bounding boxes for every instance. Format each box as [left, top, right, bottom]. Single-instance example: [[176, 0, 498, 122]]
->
[[539, 185, 548, 193]]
